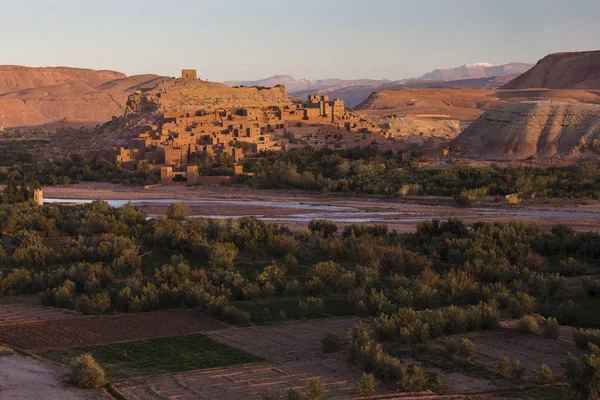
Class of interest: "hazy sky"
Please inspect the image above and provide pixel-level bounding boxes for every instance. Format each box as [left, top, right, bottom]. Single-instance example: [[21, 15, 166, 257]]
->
[[1, 0, 598, 81]]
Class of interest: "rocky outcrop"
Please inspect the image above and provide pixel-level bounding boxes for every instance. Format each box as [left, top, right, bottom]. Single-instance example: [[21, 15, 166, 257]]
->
[[452, 101, 600, 160], [502, 51, 600, 90], [126, 78, 296, 114]]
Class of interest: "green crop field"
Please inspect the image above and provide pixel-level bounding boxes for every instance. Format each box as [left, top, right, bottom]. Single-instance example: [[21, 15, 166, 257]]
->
[[38, 334, 263, 379]]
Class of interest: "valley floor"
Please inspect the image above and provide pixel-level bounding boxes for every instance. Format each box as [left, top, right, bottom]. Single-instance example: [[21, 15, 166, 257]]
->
[[43, 182, 600, 232]]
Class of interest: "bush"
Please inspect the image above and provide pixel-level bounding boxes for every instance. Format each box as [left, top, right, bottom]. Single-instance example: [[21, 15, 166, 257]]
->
[[403, 365, 428, 392], [221, 305, 252, 326], [562, 344, 600, 400], [458, 338, 475, 361], [542, 317, 560, 340], [498, 355, 509, 376], [321, 333, 341, 354], [508, 292, 536, 318], [263, 388, 280, 400], [308, 219, 337, 238], [583, 277, 600, 297], [298, 297, 324, 318], [358, 373, 376, 396], [166, 203, 188, 220], [70, 353, 107, 388], [305, 377, 325, 400], [574, 328, 600, 349], [287, 388, 302, 400], [510, 359, 525, 380], [89, 292, 111, 315], [537, 364, 554, 384], [519, 315, 539, 334], [558, 257, 587, 276]]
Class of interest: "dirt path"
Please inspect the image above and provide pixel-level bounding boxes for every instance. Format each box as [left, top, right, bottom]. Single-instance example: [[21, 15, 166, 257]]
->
[[0, 353, 111, 400]]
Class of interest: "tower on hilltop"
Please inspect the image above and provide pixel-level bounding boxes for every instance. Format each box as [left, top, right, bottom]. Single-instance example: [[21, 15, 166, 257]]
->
[[182, 69, 197, 80]]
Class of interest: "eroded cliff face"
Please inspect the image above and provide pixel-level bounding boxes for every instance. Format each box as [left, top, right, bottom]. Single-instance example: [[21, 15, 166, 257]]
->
[[126, 79, 296, 115], [501, 51, 600, 90], [452, 102, 600, 160]]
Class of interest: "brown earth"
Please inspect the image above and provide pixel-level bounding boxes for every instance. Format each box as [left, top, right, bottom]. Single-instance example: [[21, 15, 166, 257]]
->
[[502, 51, 600, 90], [0, 353, 111, 400], [449, 328, 585, 381], [355, 88, 600, 123], [0, 65, 169, 128], [0, 303, 82, 326], [451, 101, 600, 160], [115, 317, 398, 400], [0, 309, 229, 351]]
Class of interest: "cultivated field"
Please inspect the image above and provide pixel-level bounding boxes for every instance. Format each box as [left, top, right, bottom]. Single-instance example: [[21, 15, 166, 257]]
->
[[457, 329, 584, 379], [114, 317, 398, 400], [0, 302, 81, 326], [207, 317, 364, 362], [0, 309, 229, 351], [39, 334, 263, 379]]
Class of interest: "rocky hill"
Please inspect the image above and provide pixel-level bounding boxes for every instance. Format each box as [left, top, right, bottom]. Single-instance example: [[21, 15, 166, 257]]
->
[[451, 101, 600, 160], [419, 62, 533, 81], [127, 79, 295, 115], [0, 66, 168, 127], [501, 51, 600, 90], [58, 78, 299, 152], [355, 88, 600, 123]]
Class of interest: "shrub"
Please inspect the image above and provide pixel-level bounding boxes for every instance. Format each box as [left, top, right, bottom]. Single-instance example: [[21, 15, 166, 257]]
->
[[298, 297, 324, 318], [287, 388, 302, 400], [166, 203, 188, 220], [508, 292, 536, 318], [510, 359, 525, 380], [321, 333, 341, 354], [444, 339, 460, 357], [403, 365, 428, 392], [75, 295, 92, 314], [562, 344, 600, 400], [542, 317, 560, 340], [221, 305, 252, 326], [458, 338, 475, 361], [305, 377, 325, 400], [583, 277, 600, 297], [519, 315, 539, 334], [358, 373, 376, 396], [537, 364, 554, 384], [89, 292, 111, 315], [574, 328, 600, 349], [308, 219, 337, 238], [263, 388, 280, 400], [558, 257, 587, 277], [70, 353, 107, 388], [498, 355, 509, 376]]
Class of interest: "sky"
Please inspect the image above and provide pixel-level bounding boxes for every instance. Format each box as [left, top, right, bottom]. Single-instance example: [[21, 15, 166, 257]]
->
[[0, 0, 598, 82]]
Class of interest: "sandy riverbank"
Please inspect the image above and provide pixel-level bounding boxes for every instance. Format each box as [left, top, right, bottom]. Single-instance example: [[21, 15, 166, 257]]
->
[[41, 183, 600, 232]]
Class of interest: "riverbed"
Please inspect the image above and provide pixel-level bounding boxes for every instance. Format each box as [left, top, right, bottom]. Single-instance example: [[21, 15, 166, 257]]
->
[[41, 183, 600, 232]]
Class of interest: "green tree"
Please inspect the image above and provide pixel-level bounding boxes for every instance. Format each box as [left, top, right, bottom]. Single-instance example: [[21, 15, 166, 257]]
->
[[166, 203, 188, 221]]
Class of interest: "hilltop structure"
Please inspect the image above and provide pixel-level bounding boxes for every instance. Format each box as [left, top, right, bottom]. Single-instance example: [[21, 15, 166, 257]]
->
[[112, 74, 418, 183]]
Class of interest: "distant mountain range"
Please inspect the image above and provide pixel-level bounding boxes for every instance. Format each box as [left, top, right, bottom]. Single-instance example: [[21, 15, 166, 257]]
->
[[419, 62, 534, 81], [224, 75, 393, 94], [224, 62, 534, 107]]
